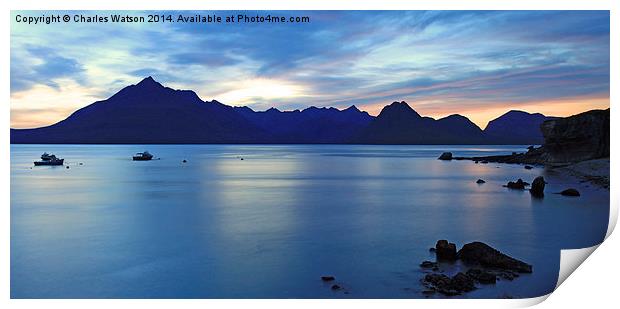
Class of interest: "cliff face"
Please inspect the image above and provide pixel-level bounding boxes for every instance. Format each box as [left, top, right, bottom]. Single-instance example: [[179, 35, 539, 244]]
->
[[455, 108, 610, 166], [540, 109, 610, 164]]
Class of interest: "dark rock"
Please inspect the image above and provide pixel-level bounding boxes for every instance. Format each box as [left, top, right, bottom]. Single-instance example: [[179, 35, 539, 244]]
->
[[331, 284, 342, 291], [438, 152, 453, 160], [182, 159, 187, 163], [476, 179, 485, 184], [420, 261, 437, 268], [529, 176, 545, 197], [481, 160, 489, 164], [423, 272, 476, 296], [560, 188, 581, 197], [457, 242, 532, 273], [474, 160, 479, 164], [435, 240, 457, 261], [451, 272, 476, 292], [505, 178, 528, 190], [466, 268, 497, 284], [321, 276, 335, 282], [524, 165, 533, 170], [429, 247, 436, 253], [498, 271, 518, 281]]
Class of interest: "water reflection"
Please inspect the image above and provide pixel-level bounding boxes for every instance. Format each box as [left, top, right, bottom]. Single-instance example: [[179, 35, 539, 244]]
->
[[11, 144, 608, 298]]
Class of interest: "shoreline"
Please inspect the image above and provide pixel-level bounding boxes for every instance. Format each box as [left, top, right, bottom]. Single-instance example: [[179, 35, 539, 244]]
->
[[550, 158, 610, 189]]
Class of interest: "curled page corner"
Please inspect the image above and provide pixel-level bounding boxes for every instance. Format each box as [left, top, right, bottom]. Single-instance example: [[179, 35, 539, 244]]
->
[[556, 245, 600, 289], [605, 194, 618, 239], [516, 245, 602, 307]]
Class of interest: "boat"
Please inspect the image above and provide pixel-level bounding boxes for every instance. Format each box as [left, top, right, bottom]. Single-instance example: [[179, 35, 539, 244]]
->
[[34, 153, 64, 166], [133, 151, 154, 161]]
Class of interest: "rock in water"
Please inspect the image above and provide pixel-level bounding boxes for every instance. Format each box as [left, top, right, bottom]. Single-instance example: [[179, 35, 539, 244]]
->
[[476, 179, 486, 184], [435, 240, 457, 261], [466, 268, 497, 284], [420, 261, 438, 268], [451, 272, 476, 292], [560, 188, 581, 196], [331, 284, 342, 291], [530, 176, 545, 197], [438, 152, 453, 160], [423, 272, 475, 296], [321, 276, 335, 281], [505, 178, 528, 189], [524, 165, 533, 170], [457, 242, 532, 273]]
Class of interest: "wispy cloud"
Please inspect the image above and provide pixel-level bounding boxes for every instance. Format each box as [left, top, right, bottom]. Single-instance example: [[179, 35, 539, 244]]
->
[[10, 10, 609, 128]]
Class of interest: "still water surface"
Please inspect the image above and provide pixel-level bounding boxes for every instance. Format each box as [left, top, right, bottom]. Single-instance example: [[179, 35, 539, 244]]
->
[[10, 145, 609, 298]]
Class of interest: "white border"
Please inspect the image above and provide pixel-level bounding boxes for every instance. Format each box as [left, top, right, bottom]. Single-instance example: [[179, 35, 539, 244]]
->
[[2, 1, 617, 308]]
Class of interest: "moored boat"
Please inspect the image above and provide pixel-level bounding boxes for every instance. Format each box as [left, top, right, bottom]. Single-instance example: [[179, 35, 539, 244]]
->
[[34, 153, 64, 166], [133, 151, 154, 161]]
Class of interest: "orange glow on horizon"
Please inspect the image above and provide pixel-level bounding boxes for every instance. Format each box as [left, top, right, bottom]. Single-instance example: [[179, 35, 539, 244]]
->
[[359, 94, 610, 129]]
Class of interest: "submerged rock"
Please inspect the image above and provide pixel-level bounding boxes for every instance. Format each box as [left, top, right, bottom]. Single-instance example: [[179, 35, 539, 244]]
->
[[438, 152, 453, 160], [321, 276, 335, 282], [560, 188, 581, 196], [530, 176, 546, 197], [524, 165, 533, 170], [420, 261, 438, 268], [435, 240, 457, 261], [476, 179, 486, 184], [457, 242, 532, 273], [331, 284, 342, 291]]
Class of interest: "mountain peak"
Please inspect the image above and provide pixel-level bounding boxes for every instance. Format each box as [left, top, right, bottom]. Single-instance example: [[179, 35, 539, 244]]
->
[[378, 101, 421, 118], [136, 76, 164, 89], [344, 105, 361, 112]]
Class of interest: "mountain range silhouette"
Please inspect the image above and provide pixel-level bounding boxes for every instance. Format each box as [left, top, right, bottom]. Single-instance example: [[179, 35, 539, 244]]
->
[[11, 77, 556, 144]]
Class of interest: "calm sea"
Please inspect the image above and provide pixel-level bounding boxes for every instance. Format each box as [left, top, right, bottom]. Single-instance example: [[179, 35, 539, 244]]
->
[[10, 144, 609, 298]]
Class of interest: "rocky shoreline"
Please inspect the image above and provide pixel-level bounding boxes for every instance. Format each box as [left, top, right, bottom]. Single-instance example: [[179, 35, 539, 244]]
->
[[438, 108, 610, 189], [420, 240, 532, 296]]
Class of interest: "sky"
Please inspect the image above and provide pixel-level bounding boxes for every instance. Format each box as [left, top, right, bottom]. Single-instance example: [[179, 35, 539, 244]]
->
[[10, 10, 610, 129]]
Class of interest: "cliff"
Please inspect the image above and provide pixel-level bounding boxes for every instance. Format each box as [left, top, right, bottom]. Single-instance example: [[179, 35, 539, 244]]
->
[[540, 109, 610, 164]]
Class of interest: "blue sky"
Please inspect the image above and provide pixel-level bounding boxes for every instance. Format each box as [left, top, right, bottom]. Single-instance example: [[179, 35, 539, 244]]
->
[[10, 10, 610, 128]]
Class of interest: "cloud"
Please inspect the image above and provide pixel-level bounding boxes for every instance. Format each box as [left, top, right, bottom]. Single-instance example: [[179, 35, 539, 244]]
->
[[11, 45, 87, 93], [10, 10, 610, 129]]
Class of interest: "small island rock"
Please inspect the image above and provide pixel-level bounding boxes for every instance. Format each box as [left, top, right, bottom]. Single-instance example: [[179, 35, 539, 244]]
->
[[438, 152, 453, 160], [560, 188, 581, 196], [435, 240, 457, 261], [529, 176, 545, 197], [505, 178, 528, 190], [457, 242, 532, 273]]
